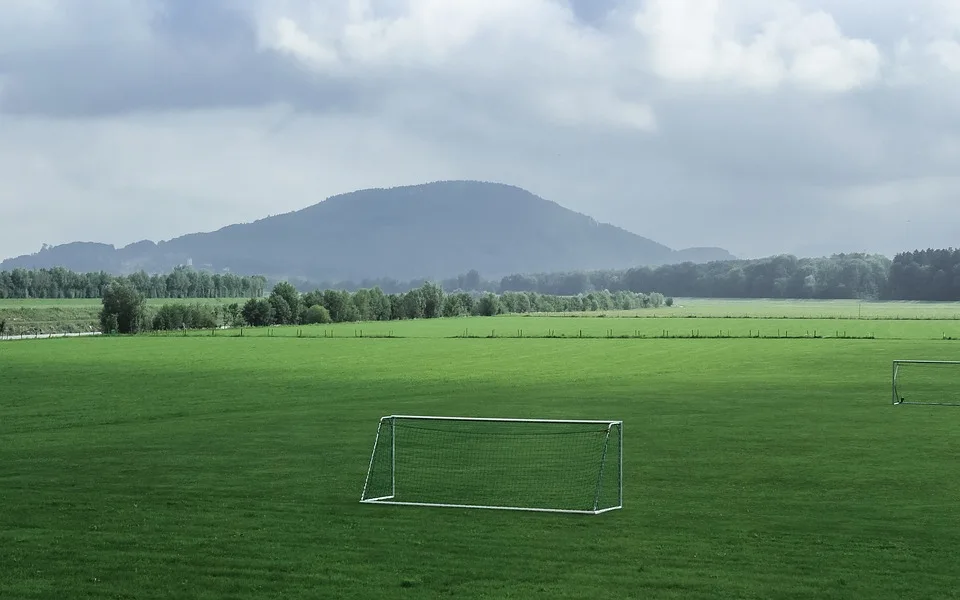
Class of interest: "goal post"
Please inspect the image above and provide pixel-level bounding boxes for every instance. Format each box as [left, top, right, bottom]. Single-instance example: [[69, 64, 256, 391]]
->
[[892, 360, 960, 406], [359, 415, 623, 514]]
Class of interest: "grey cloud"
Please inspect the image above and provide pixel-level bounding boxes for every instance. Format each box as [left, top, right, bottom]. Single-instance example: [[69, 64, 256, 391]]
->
[[0, 48, 368, 117], [804, 0, 915, 43], [643, 87, 956, 187], [0, 0, 370, 117], [566, 0, 623, 25], [0, 0, 959, 263], [148, 0, 253, 44]]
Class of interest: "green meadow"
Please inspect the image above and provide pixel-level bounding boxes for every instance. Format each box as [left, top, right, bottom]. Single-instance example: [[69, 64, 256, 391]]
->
[[566, 298, 960, 320], [4, 297, 960, 337], [156, 314, 960, 341], [3, 302, 960, 598]]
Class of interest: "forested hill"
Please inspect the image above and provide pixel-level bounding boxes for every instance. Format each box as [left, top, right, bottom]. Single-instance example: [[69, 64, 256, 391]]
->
[[1, 248, 958, 301], [0, 180, 734, 281]]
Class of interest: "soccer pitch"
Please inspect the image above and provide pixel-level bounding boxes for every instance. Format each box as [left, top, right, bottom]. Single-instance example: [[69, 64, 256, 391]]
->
[[2, 315, 960, 598]]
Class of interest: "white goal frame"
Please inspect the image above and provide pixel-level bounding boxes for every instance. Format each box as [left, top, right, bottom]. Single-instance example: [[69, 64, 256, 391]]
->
[[892, 360, 960, 405], [359, 415, 623, 515]]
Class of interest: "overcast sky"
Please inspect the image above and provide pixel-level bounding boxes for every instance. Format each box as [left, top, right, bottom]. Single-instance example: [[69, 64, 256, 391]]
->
[[1, 0, 958, 261]]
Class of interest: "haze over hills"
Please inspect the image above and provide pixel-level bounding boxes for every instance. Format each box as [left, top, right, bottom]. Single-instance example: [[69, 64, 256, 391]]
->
[[1, 181, 735, 282]]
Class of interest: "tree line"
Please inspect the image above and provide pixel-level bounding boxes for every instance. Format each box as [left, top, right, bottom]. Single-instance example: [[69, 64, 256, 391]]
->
[[0, 265, 266, 299], [507, 253, 893, 300], [6, 247, 960, 305], [886, 248, 960, 301], [102, 281, 669, 334], [279, 251, 960, 301]]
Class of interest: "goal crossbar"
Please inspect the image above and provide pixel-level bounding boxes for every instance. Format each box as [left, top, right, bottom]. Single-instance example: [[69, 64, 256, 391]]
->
[[892, 359, 960, 405], [385, 414, 620, 424], [359, 415, 623, 515]]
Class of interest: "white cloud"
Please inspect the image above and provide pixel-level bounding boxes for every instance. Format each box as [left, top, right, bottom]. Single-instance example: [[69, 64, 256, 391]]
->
[[272, 17, 340, 69], [633, 0, 882, 92], [885, 0, 960, 77], [251, 0, 651, 131], [0, 0, 959, 262], [256, 0, 582, 72], [928, 39, 960, 72]]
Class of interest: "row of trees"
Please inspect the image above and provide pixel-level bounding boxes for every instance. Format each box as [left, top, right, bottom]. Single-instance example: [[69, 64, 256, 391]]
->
[[0, 265, 266, 299], [235, 283, 667, 328], [12, 247, 960, 304], [100, 281, 669, 333], [303, 251, 960, 301], [292, 269, 494, 296], [498, 253, 894, 300], [886, 249, 960, 301]]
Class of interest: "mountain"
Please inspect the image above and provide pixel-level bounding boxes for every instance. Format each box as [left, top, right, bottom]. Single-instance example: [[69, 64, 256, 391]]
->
[[1, 180, 735, 281]]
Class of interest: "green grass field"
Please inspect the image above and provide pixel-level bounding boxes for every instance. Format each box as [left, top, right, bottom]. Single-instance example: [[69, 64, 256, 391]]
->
[[3, 306, 960, 598], [152, 313, 960, 341], [559, 298, 960, 320], [4, 297, 960, 337]]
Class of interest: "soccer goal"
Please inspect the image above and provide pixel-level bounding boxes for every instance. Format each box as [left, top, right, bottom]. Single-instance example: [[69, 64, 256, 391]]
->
[[892, 360, 960, 405], [359, 415, 623, 514]]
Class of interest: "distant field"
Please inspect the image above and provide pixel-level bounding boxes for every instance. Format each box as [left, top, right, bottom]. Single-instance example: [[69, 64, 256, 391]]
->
[[0, 297, 250, 308], [557, 298, 960, 320], [3, 297, 960, 336], [3, 296, 960, 318], [0, 297, 250, 335], [3, 330, 960, 598], [155, 314, 960, 341]]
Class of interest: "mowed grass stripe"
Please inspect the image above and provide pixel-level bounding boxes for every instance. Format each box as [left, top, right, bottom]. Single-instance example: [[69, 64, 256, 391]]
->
[[2, 336, 960, 598], [147, 315, 960, 340], [649, 298, 960, 319]]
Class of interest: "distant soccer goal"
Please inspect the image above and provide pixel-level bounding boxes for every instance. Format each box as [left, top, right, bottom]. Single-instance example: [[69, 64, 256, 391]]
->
[[359, 415, 623, 514], [892, 360, 960, 406]]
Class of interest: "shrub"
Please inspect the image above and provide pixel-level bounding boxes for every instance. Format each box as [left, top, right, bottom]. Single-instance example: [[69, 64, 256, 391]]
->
[[242, 298, 274, 327], [302, 304, 332, 324], [151, 303, 218, 331], [476, 293, 501, 316], [100, 283, 146, 334]]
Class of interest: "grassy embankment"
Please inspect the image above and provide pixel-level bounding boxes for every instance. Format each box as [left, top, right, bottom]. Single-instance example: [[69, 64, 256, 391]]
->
[[0, 297, 249, 335]]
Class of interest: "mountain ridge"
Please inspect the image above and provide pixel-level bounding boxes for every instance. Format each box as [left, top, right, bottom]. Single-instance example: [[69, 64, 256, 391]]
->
[[1, 180, 735, 281]]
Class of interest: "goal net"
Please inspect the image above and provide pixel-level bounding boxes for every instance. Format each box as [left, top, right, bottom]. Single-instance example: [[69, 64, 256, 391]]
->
[[359, 415, 623, 514], [892, 360, 960, 405]]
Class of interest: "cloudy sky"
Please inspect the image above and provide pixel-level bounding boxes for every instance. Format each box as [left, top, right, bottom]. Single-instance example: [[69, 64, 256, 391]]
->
[[1, 0, 958, 261]]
